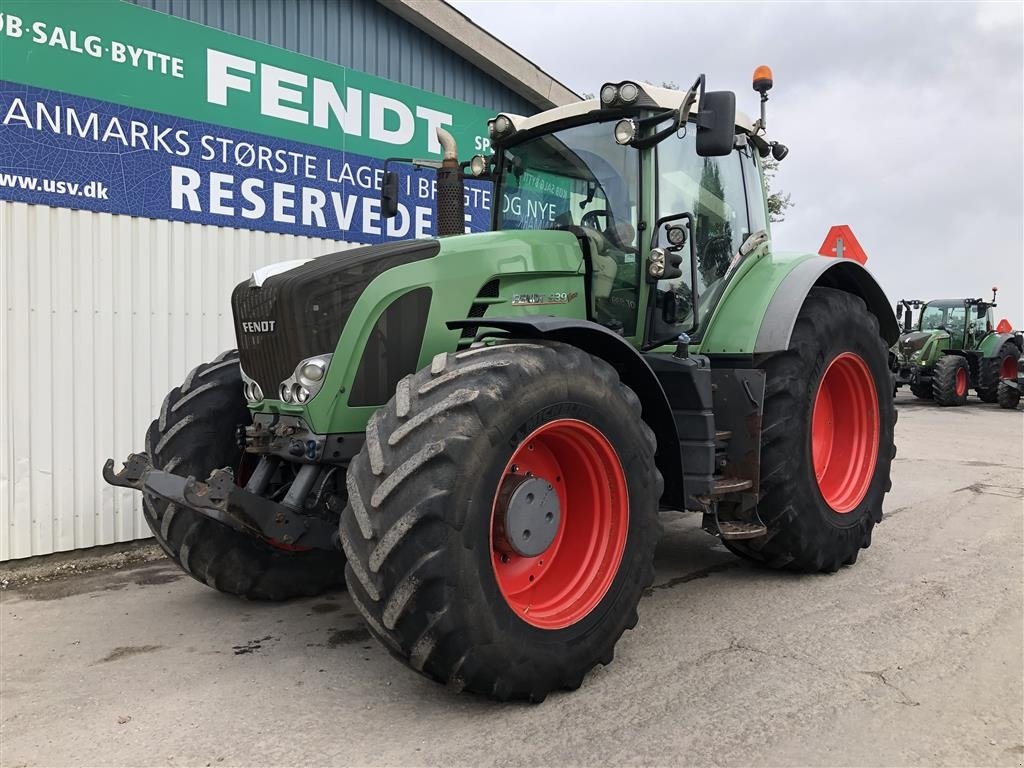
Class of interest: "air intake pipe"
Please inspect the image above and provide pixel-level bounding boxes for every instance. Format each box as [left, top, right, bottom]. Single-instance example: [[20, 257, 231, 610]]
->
[[435, 127, 465, 237]]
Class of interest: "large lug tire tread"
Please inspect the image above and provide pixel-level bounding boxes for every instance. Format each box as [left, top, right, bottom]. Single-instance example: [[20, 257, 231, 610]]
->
[[932, 355, 969, 407], [977, 343, 1021, 402], [997, 381, 1020, 409], [143, 350, 344, 600], [909, 381, 932, 399], [976, 386, 999, 404], [339, 342, 662, 701], [723, 288, 896, 573]]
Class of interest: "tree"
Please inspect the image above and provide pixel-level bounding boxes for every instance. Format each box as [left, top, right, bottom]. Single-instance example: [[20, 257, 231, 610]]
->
[[762, 155, 793, 223]]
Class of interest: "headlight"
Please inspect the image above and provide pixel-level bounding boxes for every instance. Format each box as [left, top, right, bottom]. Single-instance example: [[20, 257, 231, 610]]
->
[[600, 84, 618, 104], [666, 225, 687, 247], [469, 154, 488, 177], [278, 354, 333, 404], [648, 248, 666, 278], [300, 360, 326, 383], [618, 82, 639, 103], [614, 119, 636, 145], [240, 365, 263, 403]]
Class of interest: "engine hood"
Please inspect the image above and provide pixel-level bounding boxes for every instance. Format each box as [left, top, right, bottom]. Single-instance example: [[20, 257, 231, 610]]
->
[[232, 240, 440, 397], [895, 330, 936, 358]]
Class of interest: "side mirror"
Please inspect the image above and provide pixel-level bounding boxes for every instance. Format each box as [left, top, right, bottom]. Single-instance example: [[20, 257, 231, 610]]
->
[[381, 171, 399, 219], [696, 90, 736, 157]]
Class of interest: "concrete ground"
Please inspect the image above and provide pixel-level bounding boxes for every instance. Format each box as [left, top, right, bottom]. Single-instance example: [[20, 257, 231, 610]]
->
[[2, 392, 1022, 767]]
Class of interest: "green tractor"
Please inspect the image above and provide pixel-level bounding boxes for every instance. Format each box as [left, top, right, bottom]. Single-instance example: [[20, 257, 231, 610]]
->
[[106, 68, 899, 701], [890, 291, 1020, 406]]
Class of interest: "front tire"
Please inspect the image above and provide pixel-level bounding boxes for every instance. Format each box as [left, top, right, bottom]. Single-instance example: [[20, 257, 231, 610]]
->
[[339, 342, 662, 701], [144, 350, 345, 600], [724, 288, 896, 572], [933, 355, 969, 406]]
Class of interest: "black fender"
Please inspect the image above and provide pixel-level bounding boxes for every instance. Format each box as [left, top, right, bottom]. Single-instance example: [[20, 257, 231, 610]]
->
[[754, 258, 900, 353], [447, 317, 683, 506]]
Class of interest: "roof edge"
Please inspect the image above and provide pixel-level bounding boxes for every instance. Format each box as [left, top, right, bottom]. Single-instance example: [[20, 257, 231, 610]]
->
[[376, 0, 580, 110]]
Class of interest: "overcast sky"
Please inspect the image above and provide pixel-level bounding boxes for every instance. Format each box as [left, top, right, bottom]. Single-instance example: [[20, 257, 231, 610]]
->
[[452, 0, 1024, 327]]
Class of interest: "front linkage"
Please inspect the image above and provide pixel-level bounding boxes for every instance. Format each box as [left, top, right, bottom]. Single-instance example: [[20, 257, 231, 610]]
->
[[104, 452, 338, 551]]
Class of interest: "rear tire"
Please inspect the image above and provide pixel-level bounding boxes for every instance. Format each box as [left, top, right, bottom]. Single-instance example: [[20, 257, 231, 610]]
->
[[723, 288, 895, 572], [978, 345, 1021, 402], [933, 355, 969, 406], [997, 381, 1021, 409], [144, 350, 345, 600], [339, 342, 661, 701]]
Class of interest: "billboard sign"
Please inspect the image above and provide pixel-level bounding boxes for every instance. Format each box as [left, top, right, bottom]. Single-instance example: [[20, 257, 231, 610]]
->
[[0, 0, 497, 242]]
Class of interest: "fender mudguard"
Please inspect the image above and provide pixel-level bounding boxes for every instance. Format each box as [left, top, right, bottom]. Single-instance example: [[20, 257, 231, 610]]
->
[[447, 317, 684, 506], [754, 258, 900, 354], [978, 332, 1022, 358]]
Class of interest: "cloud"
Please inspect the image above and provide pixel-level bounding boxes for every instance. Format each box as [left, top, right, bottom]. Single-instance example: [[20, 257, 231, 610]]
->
[[452, 0, 1024, 325]]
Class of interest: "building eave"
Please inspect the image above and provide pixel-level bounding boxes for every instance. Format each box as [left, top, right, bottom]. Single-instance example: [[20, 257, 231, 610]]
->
[[376, 0, 580, 109]]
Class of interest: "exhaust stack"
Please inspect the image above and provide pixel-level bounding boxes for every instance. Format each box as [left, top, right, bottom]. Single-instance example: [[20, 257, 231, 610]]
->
[[435, 127, 465, 237]]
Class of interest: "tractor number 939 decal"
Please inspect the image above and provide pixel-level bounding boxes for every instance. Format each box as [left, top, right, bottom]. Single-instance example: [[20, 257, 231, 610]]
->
[[511, 291, 579, 307]]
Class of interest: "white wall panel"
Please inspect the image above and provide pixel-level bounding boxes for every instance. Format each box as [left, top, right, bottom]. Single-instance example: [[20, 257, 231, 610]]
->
[[0, 202, 351, 560]]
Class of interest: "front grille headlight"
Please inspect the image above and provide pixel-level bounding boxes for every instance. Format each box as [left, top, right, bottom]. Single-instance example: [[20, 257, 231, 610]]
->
[[279, 354, 333, 405], [240, 365, 263, 403]]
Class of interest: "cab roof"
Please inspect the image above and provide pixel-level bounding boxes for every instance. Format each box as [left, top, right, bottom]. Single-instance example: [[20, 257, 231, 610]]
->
[[498, 81, 755, 136], [926, 299, 974, 307]]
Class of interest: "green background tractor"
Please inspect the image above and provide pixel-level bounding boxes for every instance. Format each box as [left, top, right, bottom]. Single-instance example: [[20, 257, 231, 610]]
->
[[890, 291, 1020, 406], [106, 69, 899, 701]]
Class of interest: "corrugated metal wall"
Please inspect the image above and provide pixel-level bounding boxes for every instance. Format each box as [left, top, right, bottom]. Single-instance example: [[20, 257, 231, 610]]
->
[[129, 0, 538, 117], [0, 201, 352, 560], [2, 1, 540, 559]]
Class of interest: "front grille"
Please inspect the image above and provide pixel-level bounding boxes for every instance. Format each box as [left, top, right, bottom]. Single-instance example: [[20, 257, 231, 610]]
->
[[232, 240, 440, 396], [349, 288, 433, 406]]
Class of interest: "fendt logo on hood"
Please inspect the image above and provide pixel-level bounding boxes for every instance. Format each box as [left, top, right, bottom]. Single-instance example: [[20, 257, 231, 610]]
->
[[241, 320, 276, 333]]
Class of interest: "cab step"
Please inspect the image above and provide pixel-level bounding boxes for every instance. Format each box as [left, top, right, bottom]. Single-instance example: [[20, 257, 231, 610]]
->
[[715, 430, 732, 441], [717, 520, 768, 540], [712, 477, 753, 495]]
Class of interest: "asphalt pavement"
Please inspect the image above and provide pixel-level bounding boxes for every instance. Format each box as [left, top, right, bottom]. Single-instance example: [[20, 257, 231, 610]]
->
[[2, 391, 1022, 767]]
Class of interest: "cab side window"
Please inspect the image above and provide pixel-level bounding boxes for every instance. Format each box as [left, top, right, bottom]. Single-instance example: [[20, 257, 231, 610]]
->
[[743, 148, 768, 235], [658, 137, 751, 301]]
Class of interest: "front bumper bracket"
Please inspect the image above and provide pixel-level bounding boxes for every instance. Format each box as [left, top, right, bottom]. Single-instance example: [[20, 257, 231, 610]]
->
[[103, 453, 338, 551]]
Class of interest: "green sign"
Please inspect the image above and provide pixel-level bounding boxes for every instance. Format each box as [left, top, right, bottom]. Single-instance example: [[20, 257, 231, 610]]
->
[[0, 0, 496, 159]]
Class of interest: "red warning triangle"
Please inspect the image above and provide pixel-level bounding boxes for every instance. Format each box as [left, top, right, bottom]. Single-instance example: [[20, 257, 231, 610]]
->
[[818, 225, 868, 265], [996, 318, 1013, 333]]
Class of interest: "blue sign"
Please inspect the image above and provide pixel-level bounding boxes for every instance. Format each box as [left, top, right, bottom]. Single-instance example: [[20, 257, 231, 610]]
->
[[0, 81, 494, 243]]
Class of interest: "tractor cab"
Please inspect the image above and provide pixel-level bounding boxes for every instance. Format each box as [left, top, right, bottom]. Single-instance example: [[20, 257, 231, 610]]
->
[[465, 75, 778, 349]]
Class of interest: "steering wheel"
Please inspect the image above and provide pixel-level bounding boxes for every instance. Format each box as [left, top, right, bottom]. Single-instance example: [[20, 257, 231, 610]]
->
[[580, 209, 639, 253], [581, 209, 609, 232]]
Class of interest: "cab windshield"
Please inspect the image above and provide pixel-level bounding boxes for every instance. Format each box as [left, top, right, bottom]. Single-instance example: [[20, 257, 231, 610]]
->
[[496, 121, 642, 335], [920, 305, 965, 332]]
